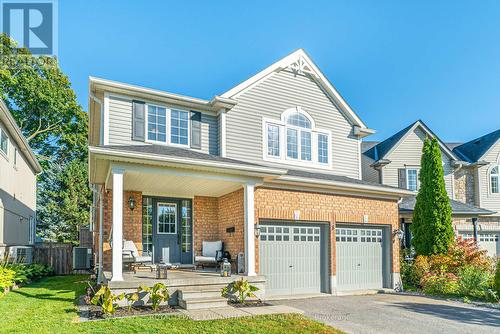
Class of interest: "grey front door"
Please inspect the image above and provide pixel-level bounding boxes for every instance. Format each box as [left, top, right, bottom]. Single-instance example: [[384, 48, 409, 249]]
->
[[259, 222, 327, 296], [152, 198, 193, 264]]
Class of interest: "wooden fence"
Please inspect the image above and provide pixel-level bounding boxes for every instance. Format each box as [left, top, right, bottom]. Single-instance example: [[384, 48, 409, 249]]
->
[[33, 242, 73, 275]]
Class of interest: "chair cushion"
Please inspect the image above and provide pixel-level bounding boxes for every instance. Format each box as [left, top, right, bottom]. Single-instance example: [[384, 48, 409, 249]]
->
[[195, 256, 217, 264], [202, 240, 222, 258], [135, 255, 152, 263], [123, 240, 139, 257]]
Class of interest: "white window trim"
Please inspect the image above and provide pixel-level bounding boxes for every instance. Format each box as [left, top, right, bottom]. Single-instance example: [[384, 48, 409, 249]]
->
[[145, 103, 191, 148], [157, 202, 177, 235], [489, 164, 499, 195], [406, 168, 419, 192], [262, 107, 332, 169], [0, 126, 9, 160]]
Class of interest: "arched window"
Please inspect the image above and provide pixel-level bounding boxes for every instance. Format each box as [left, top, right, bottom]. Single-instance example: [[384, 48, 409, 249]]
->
[[285, 111, 312, 161], [264, 107, 331, 166], [491, 165, 499, 194]]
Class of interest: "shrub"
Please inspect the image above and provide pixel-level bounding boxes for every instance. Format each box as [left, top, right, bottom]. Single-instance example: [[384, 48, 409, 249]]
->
[[5, 263, 53, 284], [421, 272, 459, 295], [458, 265, 491, 298], [139, 283, 170, 311], [221, 278, 260, 304], [90, 285, 123, 316], [494, 260, 500, 296], [0, 267, 16, 294], [413, 255, 430, 286]]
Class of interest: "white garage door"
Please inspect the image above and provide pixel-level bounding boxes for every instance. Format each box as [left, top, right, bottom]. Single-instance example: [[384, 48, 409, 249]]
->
[[336, 225, 387, 291], [459, 232, 499, 258], [259, 223, 325, 296]]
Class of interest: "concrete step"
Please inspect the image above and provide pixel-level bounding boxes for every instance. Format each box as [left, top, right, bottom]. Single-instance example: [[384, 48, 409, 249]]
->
[[178, 297, 228, 310], [179, 289, 223, 300]]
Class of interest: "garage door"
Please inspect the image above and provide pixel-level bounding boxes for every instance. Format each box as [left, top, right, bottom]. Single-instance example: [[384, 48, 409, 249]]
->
[[336, 225, 387, 291], [259, 222, 326, 296], [459, 232, 499, 258]]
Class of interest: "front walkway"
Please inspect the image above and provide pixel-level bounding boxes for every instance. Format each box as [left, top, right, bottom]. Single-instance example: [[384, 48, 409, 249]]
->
[[274, 293, 500, 334]]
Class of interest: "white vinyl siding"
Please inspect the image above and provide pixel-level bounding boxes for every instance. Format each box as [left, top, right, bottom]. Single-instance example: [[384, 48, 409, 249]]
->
[[225, 69, 361, 178], [477, 141, 500, 215], [383, 127, 454, 197], [107, 95, 219, 154]]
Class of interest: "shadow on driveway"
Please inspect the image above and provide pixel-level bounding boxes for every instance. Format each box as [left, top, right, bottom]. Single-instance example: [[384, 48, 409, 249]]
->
[[388, 301, 500, 327]]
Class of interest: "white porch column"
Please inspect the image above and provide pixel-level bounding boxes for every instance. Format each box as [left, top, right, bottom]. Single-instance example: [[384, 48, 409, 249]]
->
[[111, 168, 124, 281], [243, 183, 256, 276]]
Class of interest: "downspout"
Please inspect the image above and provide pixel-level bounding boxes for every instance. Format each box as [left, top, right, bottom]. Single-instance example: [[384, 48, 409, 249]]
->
[[472, 217, 478, 245]]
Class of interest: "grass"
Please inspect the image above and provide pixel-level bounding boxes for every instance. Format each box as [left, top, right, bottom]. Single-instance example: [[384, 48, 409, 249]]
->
[[0, 275, 343, 334]]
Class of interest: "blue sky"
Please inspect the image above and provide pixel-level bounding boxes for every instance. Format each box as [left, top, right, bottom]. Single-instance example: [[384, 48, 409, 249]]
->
[[59, 0, 500, 142]]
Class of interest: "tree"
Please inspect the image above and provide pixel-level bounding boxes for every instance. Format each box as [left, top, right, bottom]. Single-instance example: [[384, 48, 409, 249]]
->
[[0, 34, 87, 164], [411, 137, 454, 255], [0, 34, 90, 243]]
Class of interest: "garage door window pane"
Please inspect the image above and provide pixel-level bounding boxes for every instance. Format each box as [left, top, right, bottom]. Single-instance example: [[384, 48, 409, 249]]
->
[[284, 235, 289, 241]]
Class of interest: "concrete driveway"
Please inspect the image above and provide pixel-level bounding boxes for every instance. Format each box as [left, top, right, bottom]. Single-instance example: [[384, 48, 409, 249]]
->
[[273, 293, 500, 334]]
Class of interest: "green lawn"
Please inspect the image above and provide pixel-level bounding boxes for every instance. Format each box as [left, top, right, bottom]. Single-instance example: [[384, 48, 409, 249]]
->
[[0, 275, 342, 334]]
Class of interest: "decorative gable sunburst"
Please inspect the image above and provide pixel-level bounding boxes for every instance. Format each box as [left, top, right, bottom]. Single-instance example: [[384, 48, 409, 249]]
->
[[221, 49, 371, 131]]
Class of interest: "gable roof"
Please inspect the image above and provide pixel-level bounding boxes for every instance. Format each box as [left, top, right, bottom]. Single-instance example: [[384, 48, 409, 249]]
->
[[221, 49, 370, 131], [0, 99, 42, 174], [363, 120, 458, 161], [452, 129, 500, 163]]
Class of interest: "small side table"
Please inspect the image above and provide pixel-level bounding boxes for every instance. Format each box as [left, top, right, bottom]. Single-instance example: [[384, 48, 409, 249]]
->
[[155, 263, 168, 279]]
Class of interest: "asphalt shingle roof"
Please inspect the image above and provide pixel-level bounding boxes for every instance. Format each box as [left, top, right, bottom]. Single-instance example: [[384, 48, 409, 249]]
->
[[452, 129, 500, 163], [363, 121, 417, 160], [102, 145, 265, 167], [399, 196, 495, 216]]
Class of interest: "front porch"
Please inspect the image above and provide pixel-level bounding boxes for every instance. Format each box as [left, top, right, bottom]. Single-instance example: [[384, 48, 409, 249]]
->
[[104, 268, 267, 309]]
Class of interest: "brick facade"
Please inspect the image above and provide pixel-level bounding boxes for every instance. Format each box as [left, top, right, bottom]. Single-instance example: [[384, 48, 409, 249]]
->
[[98, 186, 400, 280], [254, 187, 400, 275], [193, 190, 245, 260], [96, 189, 143, 270]]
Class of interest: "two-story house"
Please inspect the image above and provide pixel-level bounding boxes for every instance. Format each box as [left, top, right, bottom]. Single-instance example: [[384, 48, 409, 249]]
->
[[362, 120, 499, 257], [0, 99, 42, 258], [88, 49, 412, 299]]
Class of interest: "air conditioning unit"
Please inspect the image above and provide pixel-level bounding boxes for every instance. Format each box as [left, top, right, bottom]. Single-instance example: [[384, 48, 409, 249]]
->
[[7, 246, 33, 264], [73, 247, 91, 270]]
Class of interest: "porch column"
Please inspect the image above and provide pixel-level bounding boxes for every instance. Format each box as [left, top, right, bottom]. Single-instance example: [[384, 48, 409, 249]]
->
[[111, 168, 124, 281], [244, 183, 256, 276]]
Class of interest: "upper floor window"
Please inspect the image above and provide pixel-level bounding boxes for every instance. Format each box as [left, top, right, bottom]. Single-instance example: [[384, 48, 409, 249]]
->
[[491, 165, 499, 194], [263, 107, 331, 168], [146, 104, 189, 147], [0, 127, 8, 157], [407, 168, 418, 191]]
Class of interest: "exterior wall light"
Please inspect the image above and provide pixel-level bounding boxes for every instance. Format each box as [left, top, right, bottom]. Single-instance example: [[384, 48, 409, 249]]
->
[[393, 229, 404, 240], [128, 196, 135, 211], [254, 224, 261, 237]]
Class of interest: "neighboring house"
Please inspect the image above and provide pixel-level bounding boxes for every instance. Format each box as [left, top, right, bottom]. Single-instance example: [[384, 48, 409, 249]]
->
[[362, 120, 499, 257], [88, 49, 412, 297], [0, 99, 42, 257]]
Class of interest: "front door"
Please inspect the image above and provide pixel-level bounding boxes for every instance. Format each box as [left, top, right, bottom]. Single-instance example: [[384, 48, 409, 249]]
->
[[152, 198, 193, 264]]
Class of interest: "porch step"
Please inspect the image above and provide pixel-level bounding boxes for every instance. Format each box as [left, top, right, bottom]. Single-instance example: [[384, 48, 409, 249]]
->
[[179, 289, 223, 300], [178, 296, 228, 310]]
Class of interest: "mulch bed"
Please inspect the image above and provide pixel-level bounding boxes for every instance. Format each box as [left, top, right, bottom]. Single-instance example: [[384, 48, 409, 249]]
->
[[230, 301, 272, 308], [87, 304, 177, 320]]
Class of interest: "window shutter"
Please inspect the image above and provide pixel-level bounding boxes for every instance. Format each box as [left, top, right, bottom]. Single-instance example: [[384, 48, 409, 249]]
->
[[132, 100, 145, 141], [191, 111, 201, 149], [398, 168, 407, 189]]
